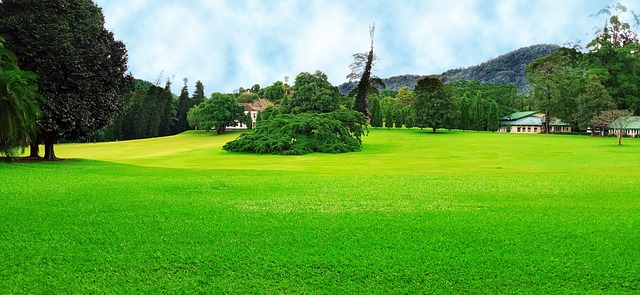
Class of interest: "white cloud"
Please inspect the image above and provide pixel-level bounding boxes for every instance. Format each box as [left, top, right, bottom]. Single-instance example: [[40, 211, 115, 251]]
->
[[95, 0, 636, 94]]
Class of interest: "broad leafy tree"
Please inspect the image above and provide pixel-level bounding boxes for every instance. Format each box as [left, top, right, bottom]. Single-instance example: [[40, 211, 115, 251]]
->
[[413, 77, 456, 133], [261, 81, 286, 103], [0, 0, 130, 160], [197, 92, 245, 134], [283, 71, 341, 114], [574, 73, 615, 133], [586, 12, 640, 113], [525, 48, 581, 133], [0, 35, 40, 156]]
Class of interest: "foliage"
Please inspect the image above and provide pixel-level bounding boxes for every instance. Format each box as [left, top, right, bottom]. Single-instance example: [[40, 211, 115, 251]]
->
[[413, 77, 457, 132], [486, 101, 500, 132], [191, 80, 205, 106], [175, 79, 192, 134], [0, 35, 40, 156], [223, 109, 366, 155], [0, 0, 130, 160], [591, 109, 634, 145], [369, 96, 383, 128], [187, 104, 202, 130], [261, 81, 287, 103], [525, 48, 582, 133], [573, 73, 615, 131], [282, 71, 341, 114], [458, 94, 471, 131], [352, 25, 377, 119], [197, 92, 245, 134]]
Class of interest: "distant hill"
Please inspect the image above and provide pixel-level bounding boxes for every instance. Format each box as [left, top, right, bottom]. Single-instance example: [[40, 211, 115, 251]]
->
[[338, 44, 560, 95]]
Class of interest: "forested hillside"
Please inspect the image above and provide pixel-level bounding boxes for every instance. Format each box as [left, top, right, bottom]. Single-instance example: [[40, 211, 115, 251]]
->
[[338, 44, 560, 95]]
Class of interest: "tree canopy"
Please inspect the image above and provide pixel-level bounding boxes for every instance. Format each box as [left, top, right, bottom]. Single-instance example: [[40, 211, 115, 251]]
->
[[223, 110, 365, 155], [282, 71, 341, 114], [0, 0, 130, 160], [0, 35, 40, 156], [413, 77, 457, 133]]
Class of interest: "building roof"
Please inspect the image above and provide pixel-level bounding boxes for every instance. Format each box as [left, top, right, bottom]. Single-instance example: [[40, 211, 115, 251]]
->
[[500, 111, 571, 127], [608, 116, 640, 129], [508, 116, 542, 126], [500, 111, 537, 121]]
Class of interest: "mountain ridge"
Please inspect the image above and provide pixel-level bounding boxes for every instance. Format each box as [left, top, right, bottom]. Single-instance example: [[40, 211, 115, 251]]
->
[[338, 44, 560, 95]]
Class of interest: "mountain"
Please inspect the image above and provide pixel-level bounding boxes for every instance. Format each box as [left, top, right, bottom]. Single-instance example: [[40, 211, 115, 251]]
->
[[338, 44, 560, 95]]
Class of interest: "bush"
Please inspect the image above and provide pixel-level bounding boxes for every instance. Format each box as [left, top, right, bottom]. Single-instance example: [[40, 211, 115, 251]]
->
[[223, 110, 366, 155]]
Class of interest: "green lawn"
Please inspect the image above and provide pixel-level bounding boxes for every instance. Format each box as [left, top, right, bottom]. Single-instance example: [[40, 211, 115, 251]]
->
[[1, 129, 639, 293]]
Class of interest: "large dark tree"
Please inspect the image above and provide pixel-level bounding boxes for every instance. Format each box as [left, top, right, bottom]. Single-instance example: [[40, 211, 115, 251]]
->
[[413, 77, 457, 133], [0, 0, 130, 160], [351, 24, 376, 119], [175, 78, 192, 133]]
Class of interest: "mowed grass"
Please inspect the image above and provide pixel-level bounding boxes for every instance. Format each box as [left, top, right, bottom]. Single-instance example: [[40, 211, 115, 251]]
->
[[1, 129, 639, 293]]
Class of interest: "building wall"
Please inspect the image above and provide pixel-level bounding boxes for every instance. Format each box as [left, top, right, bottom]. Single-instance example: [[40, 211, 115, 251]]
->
[[551, 126, 572, 133], [510, 125, 541, 134]]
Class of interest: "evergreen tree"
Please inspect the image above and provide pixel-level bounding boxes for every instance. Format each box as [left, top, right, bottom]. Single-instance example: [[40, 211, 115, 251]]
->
[[192, 80, 205, 106], [486, 101, 500, 132], [471, 92, 485, 131], [175, 78, 192, 134], [459, 94, 471, 131], [369, 96, 383, 128], [353, 24, 376, 119]]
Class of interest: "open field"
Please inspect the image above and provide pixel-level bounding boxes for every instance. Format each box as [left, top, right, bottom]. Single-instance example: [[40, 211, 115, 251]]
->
[[1, 129, 639, 293]]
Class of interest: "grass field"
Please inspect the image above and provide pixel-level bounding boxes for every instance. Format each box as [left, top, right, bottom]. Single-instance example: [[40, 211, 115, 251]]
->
[[1, 129, 639, 293]]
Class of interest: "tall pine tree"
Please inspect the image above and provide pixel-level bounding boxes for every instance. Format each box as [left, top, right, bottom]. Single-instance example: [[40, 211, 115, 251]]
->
[[175, 78, 191, 134], [353, 24, 376, 120], [369, 96, 383, 128]]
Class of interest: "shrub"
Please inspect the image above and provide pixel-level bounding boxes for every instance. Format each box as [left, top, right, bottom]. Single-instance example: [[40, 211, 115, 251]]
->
[[223, 109, 366, 155]]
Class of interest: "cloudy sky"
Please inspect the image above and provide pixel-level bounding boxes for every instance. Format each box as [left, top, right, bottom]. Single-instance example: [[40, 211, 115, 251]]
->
[[94, 0, 638, 95]]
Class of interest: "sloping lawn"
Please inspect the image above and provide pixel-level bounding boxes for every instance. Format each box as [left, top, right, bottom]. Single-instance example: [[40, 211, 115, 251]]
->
[[1, 129, 639, 293]]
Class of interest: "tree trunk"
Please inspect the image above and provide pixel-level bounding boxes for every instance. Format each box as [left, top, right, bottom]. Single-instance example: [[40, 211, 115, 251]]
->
[[432, 127, 437, 133], [618, 131, 622, 145], [28, 141, 40, 158], [44, 137, 57, 161]]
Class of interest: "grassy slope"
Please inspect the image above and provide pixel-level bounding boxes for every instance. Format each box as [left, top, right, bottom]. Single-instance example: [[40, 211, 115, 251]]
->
[[1, 130, 639, 293]]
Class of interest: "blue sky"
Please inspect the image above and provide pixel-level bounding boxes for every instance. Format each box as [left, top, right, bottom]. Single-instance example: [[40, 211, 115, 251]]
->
[[94, 0, 638, 95]]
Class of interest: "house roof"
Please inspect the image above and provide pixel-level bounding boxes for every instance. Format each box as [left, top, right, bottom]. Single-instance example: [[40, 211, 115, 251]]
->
[[500, 112, 571, 127], [500, 111, 537, 121], [508, 116, 543, 126], [608, 116, 640, 129]]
